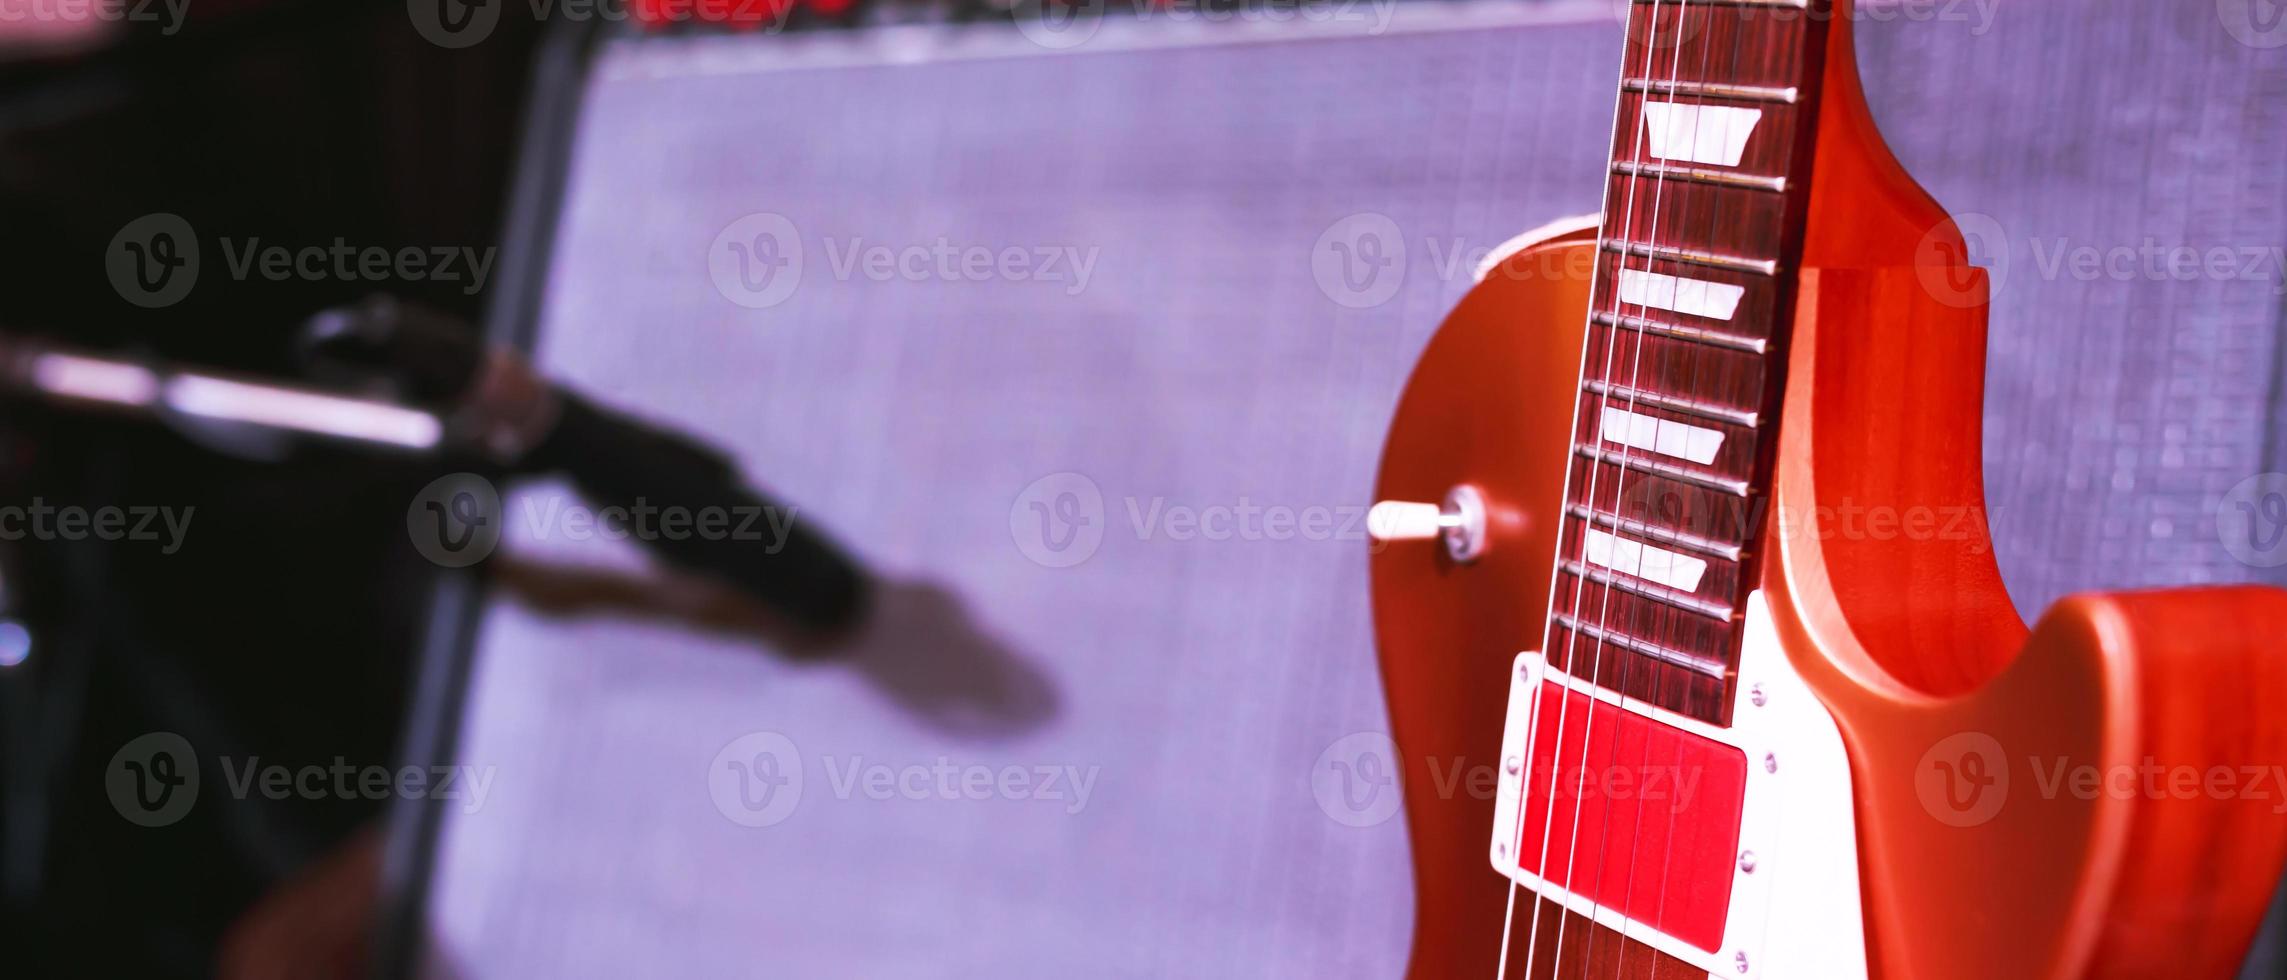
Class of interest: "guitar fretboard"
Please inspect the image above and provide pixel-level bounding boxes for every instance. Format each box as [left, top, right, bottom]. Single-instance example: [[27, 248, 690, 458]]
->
[[1547, 0, 1831, 726]]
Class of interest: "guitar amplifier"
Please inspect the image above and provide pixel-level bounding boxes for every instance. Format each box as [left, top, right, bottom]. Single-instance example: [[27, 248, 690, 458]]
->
[[382, 2, 2287, 976]]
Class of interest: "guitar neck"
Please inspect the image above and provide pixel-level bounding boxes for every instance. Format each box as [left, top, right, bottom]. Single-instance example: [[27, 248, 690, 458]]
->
[[1549, 0, 1835, 725]]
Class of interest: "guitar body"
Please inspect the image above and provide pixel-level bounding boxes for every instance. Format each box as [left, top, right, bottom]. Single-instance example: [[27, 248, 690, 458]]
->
[[1369, 4, 2287, 978]]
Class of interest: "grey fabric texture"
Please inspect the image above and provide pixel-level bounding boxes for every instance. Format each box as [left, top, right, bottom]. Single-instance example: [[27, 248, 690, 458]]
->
[[419, 4, 2287, 977]]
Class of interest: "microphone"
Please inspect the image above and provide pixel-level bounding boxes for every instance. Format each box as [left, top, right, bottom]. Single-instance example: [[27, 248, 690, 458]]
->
[[512, 389, 872, 633], [299, 295, 873, 635], [0, 298, 873, 635]]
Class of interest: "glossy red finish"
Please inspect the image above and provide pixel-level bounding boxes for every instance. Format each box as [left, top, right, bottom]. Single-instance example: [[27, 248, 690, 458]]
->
[[1369, 236, 1603, 980], [1367, 2, 2287, 977]]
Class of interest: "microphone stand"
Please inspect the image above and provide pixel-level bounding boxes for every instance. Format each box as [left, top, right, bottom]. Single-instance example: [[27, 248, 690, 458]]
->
[[0, 332, 873, 632]]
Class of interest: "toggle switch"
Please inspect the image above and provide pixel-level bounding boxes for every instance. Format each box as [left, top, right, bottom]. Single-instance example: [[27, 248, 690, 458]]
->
[[1368, 483, 1489, 564]]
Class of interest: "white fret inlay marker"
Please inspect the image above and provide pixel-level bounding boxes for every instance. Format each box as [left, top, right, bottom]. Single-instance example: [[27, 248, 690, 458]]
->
[[1618, 269, 1746, 320], [1642, 102, 1763, 167], [1584, 528, 1709, 592], [1600, 406, 1725, 464]]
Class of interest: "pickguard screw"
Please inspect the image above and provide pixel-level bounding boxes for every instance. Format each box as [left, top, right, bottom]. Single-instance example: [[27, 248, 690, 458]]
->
[[1749, 684, 1767, 708], [1738, 850, 1757, 874], [1497, 842, 1508, 858], [1504, 756, 1521, 776], [1763, 752, 1777, 774], [1735, 951, 1751, 974]]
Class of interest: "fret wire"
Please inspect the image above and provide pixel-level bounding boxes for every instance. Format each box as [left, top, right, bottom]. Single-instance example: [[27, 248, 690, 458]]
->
[[1527, 6, 1817, 974], [1600, 239, 1779, 277], [1622, 78, 1800, 105], [1565, 505, 1744, 564], [1582, 379, 1761, 428], [1562, 560, 1738, 621], [1523, 4, 1697, 972], [1573, 444, 1753, 498], [1554, 0, 1827, 720], [1552, 613, 1729, 679], [1591, 312, 1768, 355], [1610, 159, 1787, 194]]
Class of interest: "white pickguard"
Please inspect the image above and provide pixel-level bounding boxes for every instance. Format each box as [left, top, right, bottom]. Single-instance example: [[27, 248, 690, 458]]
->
[[1487, 592, 1869, 979]]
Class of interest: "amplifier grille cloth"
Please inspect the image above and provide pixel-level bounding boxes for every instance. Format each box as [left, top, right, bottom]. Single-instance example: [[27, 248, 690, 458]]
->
[[422, 5, 2287, 976]]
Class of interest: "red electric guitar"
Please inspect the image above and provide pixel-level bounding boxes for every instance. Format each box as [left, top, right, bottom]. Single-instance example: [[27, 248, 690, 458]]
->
[[1365, 1, 2287, 977]]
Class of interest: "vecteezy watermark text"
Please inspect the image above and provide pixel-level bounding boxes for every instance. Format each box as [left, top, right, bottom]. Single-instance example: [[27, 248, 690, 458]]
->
[[218, 756, 494, 814], [1916, 730, 2287, 829], [0, 500, 193, 554], [1009, 472, 1379, 567], [1917, 212, 2287, 307], [2026, 237, 2287, 292], [1123, 496, 1372, 545], [512, 493, 798, 548], [408, 473, 800, 567], [2027, 758, 2287, 813], [106, 731, 493, 827], [216, 238, 495, 296], [820, 756, 1099, 814], [0, 0, 189, 36], [106, 213, 496, 308], [820, 237, 1098, 295], [1310, 213, 1626, 309], [1310, 731, 1707, 828], [707, 731, 1100, 829], [710, 212, 1102, 310]]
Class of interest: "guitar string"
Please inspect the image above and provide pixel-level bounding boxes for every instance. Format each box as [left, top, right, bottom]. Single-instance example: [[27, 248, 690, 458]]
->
[[1550, 0, 1693, 971], [1544, 0, 1696, 973], [1500, 2, 1672, 977], [1478, 27, 1543, 980], [1611, 4, 1749, 977], [1487, 24, 1555, 974], [1591, 9, 1721, 973]]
